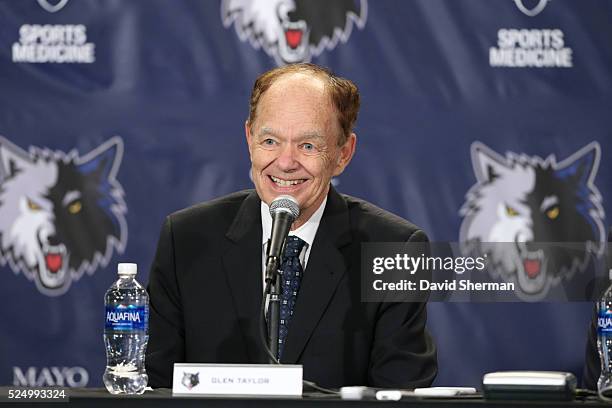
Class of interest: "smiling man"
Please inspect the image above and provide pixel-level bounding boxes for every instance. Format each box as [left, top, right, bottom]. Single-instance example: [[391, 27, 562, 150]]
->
[[246, 66, 356, 229], [146, 63, 437, 389]]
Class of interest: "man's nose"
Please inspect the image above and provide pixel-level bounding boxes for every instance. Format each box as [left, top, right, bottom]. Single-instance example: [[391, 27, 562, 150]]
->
[[276, 143, 299, 171]]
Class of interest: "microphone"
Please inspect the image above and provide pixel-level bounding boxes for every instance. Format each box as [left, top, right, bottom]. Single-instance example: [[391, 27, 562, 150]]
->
[[263, 195, 299, 363], [265, 195, 300, 283]]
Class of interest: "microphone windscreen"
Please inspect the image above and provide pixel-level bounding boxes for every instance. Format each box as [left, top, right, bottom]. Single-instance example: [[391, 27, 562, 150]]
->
[[269, 195, 300, 219]]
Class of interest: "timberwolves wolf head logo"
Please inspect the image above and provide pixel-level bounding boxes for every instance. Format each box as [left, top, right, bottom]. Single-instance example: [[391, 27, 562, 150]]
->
[[460, 142, 605, 299], [37, 0, 70, 13], [182, 372, 199, 390], [222, 0, 367, 65], [0, 136, 127, 296], [513, 0, 550, 17]]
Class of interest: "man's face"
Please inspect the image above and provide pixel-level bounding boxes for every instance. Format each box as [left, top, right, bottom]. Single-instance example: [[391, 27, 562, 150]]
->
[[246, 73, 356, 228]]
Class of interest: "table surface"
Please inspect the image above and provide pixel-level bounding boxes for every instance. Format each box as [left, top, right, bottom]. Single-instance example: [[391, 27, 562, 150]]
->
[[0, 386, 607, 408]]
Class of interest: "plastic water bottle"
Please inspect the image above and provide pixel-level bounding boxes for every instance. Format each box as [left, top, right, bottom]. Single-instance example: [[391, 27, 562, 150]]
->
[[103, 263, 149, 394], [597, 269, 612, 396]]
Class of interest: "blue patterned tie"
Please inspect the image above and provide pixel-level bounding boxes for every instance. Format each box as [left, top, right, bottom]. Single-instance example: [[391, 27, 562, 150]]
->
[[276, 235, 306, 359]]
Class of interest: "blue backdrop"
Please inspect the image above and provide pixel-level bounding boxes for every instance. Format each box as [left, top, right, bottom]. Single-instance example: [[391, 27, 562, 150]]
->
[[0, 0, 610, 388]]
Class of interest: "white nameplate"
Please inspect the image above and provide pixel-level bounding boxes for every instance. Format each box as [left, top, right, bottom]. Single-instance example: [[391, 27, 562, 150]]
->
[[172, 363, 303, 397]]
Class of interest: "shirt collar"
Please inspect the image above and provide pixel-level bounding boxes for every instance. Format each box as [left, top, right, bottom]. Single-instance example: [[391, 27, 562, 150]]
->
[[261, 195, 327, 249]]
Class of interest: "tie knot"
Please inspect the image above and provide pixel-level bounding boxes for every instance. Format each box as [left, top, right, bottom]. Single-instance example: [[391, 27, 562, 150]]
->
[[284, 236, 306, 257]]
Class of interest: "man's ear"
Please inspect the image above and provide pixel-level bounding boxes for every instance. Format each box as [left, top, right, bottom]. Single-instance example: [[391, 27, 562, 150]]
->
[[333, 133, 357, 176], [245, 120, 253, 158]]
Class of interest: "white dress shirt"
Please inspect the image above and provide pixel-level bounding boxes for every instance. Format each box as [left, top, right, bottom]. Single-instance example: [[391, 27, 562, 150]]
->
[[260, 196, 327, 290]]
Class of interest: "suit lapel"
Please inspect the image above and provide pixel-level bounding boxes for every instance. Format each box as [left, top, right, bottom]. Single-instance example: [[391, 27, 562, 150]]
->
[[222, 191, 267, 362], [281, 187, 351, 363]]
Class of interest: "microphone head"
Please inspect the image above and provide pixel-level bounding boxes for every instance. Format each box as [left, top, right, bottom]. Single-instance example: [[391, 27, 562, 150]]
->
[[269, 195, 300, 220]]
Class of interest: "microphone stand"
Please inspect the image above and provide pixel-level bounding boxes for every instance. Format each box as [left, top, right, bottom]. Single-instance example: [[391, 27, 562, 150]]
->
[[264, 248, 283, 363]]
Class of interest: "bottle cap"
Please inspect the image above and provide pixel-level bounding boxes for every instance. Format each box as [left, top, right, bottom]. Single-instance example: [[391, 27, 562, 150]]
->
[[118, 263, 137, 276]]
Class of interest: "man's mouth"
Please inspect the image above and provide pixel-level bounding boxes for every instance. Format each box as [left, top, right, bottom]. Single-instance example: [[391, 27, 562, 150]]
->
[[270, 175, 307, 187]]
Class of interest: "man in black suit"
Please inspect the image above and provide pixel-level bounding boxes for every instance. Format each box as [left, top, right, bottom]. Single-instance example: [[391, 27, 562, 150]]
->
[[145, 63, 437, 389]]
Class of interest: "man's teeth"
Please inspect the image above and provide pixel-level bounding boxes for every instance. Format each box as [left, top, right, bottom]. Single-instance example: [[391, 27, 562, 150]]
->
[[270, 176, 305, 187]]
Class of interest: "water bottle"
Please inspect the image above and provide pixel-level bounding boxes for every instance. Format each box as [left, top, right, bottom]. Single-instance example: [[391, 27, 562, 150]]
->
[[103, 263, 149, 394], [597, 269, 612, 396]]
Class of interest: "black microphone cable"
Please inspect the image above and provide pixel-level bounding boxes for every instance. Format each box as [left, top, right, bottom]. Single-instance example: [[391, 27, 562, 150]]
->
[[258, 281, 339, 396]]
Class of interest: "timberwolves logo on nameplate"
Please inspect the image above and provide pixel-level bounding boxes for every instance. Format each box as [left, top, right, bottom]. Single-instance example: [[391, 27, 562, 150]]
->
[[459, 142, 605, 300], [182, 372, 199, 390], [221, 0, 367, 65], [0, 136, 127, 296]]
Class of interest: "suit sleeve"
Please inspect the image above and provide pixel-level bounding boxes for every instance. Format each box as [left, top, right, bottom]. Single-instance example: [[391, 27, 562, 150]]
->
[[145, 216, 185, 388], [368, 229, 438, 388]]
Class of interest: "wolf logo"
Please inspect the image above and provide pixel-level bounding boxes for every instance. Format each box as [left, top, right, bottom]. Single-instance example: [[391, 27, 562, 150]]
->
[[513, 0, 550, 17], [0, 136, 127, 296], [222, 0, 367, 65], [37, 0, 70, 13], [459, 142, 605, 299], [182, 372, 199, 390]]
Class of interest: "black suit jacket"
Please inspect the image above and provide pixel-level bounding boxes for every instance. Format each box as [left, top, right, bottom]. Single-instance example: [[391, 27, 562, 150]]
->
[[145, 187, 437, 389]]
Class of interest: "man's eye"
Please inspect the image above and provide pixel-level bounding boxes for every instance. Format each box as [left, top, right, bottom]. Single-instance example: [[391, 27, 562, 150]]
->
[[263, 139, 276, 146], [27, 199, 41, 211], [302, 143, 315, 151]]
